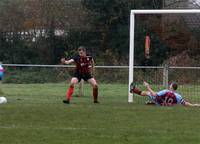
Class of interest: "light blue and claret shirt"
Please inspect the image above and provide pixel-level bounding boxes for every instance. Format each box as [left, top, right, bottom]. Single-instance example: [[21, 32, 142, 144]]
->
[[149, 89, 186, 106]]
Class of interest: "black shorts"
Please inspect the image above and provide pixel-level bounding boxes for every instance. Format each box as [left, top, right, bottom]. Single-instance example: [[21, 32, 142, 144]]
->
[[73, 72, 93, 82]]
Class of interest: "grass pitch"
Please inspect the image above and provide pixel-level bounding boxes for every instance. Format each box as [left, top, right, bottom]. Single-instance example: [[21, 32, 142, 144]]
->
[[0, 83, 200, 144]]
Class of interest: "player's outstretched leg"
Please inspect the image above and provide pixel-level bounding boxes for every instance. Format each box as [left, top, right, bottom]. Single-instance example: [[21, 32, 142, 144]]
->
[[130, 82, 142, 95], [63, 78, 78, 104], [63, 85, 74, 104]]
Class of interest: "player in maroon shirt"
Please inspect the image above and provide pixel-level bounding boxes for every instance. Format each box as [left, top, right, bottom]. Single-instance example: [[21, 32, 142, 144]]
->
[[61, 46, 99, 104]]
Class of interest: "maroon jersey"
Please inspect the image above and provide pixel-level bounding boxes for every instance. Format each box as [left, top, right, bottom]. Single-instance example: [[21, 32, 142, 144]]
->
[[156, 92, 177, 106], [153, 90, 185, 106], [73, 55, 93, 74]]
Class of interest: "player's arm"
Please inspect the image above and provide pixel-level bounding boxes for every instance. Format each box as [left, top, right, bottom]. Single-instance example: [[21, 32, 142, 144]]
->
[[183, 101, 200, 107], [143, 81, 157, 96], [61, 58, 74, 65], [175, 95, 200, 107]]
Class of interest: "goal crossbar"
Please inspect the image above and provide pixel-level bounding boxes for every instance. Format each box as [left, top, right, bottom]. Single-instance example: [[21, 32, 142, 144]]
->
[[131, 9, 200, 14], [128, 9, 200, 103]]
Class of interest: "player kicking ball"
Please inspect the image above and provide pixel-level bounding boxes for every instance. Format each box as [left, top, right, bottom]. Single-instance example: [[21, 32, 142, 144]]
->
[[61, 46, 99, 104], [130, 81, 200, 107]]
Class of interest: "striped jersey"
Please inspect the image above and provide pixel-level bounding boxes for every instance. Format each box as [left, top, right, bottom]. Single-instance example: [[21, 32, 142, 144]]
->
[[73, 55, 93, 74]]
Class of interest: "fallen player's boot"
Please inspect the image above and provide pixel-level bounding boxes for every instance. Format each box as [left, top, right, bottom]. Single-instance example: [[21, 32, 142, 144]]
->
[[130, 82, 136, 92]]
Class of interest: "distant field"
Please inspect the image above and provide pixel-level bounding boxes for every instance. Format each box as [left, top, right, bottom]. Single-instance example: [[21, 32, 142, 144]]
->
[[0, 83, 200, 144]]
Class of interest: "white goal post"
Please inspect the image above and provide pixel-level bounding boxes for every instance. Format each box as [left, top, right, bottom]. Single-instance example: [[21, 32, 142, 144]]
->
[[128, 9, 200, 103]]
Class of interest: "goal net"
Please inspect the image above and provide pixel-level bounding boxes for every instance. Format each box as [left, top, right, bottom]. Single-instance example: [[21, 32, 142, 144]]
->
[[129, 9, 200, 103]]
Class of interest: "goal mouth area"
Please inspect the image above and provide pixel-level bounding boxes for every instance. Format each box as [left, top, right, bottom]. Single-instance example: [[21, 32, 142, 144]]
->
[[128, 9, 200, 103]]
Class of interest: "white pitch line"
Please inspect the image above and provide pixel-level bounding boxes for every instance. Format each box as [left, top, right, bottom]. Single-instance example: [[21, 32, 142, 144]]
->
[[0, 125, 107, 131], [0, 125, 131, 131]]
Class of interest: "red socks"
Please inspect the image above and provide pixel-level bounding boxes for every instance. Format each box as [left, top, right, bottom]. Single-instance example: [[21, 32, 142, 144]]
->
[[66, 86, 74, 101], [66, 85, 98, 102], [132, 87, 142, 95], [93, 87, 98, 102]]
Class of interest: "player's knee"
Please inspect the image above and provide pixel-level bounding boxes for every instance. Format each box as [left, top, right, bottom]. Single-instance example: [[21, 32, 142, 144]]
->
[[70, 78, 78, 85]]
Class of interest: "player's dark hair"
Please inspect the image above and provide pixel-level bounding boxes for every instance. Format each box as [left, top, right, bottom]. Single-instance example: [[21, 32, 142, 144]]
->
[[78, 46, 86, 52], [171, 82, 178, 90]]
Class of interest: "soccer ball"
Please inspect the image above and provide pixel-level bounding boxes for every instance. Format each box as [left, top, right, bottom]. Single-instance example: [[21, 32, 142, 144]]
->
[[0, 97, 7, 104]]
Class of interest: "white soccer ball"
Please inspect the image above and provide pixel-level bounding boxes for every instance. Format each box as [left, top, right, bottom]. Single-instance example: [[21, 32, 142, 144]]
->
[[0, 97, 7, 104]]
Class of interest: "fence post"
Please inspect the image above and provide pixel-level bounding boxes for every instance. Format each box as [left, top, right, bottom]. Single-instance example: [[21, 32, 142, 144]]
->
[[163, 64, 169, 88]]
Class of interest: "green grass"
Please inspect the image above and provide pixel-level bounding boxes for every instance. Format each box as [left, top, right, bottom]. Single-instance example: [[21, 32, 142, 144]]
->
[[0, 83, 200, 144]]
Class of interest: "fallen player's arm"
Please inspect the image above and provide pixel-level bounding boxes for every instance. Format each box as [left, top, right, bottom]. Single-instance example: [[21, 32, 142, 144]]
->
[[183, 101, 200, 107]]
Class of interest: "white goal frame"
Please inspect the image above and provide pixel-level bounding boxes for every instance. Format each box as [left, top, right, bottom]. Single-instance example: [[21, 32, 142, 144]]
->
[[128, 9, 200, 103]]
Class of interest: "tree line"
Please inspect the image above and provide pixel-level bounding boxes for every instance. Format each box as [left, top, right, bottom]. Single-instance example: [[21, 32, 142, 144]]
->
[[0, 0, 170, 66]]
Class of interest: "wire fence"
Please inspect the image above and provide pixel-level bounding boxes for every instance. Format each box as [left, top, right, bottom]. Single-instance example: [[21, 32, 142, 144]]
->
[[1, 64, 200, 103], [1, 64, 200, 85]]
